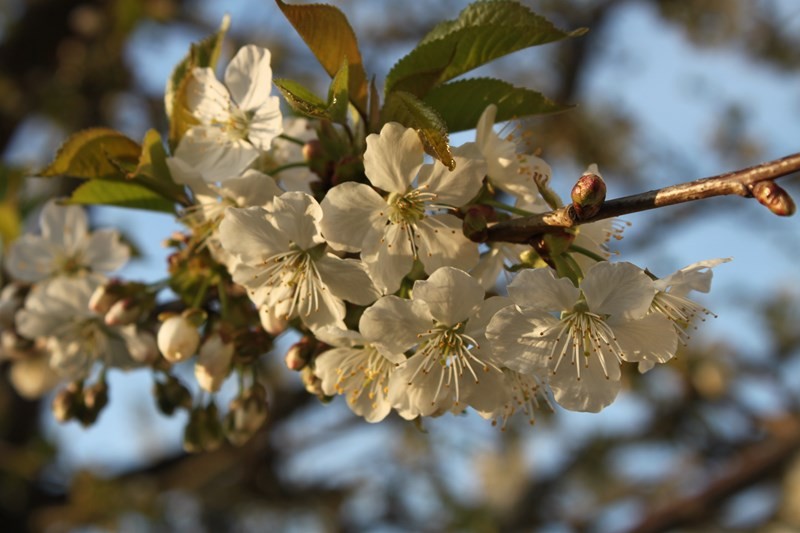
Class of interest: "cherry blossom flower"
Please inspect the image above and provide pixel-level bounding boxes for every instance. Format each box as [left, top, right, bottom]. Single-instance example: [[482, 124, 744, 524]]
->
[[313, 326, 405, 422], [181, 45, 283, 181], [487, 262, 676, 412], [321, 122, 486, 294], [635, 257, 731, 372], [475, 104, 552, 200], [360, 267, 510, 419], [15, 277, 139, 379], [476, 369, 552, 429], [218, 192, 379, 331], [5, 200, 129, 284]]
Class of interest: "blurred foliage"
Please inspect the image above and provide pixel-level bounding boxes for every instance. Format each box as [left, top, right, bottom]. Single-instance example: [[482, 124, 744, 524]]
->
[[1, 0, 800, 532]]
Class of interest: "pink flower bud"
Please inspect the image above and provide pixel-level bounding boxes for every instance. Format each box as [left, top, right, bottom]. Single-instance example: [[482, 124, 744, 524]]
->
[[752, 181, 796, 217], [104, 298, 140, 326], [88, 279, 122, 314], [571, 164, 606, 219], [259, 306, 288, 336], [157, 315, 200, 363]]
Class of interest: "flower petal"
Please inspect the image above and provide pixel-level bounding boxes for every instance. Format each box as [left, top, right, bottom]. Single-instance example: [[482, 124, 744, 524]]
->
[[508, 267, 579, 312], [218, 206, 289, 263], [363, 122, 423, 193], [361, 223, 414, 295], [224, 45, 274, 111], [360, 295, 431, 354], [267, 192, 323, 250], [549, 353, 621, 413], [613, 313, 678, 367], [417, 142, 486, 207], [40, 201, 88, 253], [6, 236, 58, 282], [582, 261, 654, 319], [320, 182, 387, 253], [81, 229, 130, 273], [316, 254, 379, 306], [186, 67, 231, 124], [415, 214, 479, 274], [411, 267, 484, 325], [486, 305, 556, 375]]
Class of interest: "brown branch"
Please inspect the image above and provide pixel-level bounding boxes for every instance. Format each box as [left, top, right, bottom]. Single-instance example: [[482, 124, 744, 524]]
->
[[623, 414, 800, 533], [486, 152, 800, 244]]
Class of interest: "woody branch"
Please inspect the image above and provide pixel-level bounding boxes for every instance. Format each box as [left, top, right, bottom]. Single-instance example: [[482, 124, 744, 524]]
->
[[485, 152, 800, 244]]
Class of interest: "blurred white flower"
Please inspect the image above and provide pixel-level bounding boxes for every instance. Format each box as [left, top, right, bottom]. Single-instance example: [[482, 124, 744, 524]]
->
[[5, 200, 129, 284]]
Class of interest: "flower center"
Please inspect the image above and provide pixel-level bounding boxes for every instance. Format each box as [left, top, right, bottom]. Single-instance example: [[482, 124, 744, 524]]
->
[[545, 310, 623, 381], [334, 346, 393, 409], [253, 247, 326, 319], [386, 188, 437, 225], [651, 291, 715, 344]]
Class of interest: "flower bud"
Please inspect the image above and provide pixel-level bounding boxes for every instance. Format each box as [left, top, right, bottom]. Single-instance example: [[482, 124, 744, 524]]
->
[[52, 382, 83, 423], [463, 204, 496, 243], [195, 333, 234, 393], [154, 375, 193, 415], [301, 366, 323, 396], [225, 385, 269, 446], [88, 279, 123, 314], [183, 403, 224, 453], [285, 337, 314, 371], [79, 378, 109, 426], [571, 164, 606, 219], [157, 315, 200, 363], [104, 298, 141, 326], [751, 181, 796, 217]]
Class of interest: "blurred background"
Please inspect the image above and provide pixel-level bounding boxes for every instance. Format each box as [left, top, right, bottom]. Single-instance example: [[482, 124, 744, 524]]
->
[[1, 0, 800, 531]]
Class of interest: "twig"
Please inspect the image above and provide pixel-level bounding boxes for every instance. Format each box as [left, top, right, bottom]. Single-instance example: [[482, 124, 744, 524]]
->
[[486, 152, 800, 244]]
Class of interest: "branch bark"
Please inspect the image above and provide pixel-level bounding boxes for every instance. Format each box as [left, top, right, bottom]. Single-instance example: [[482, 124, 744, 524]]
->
[[486, 152, 800, 244]]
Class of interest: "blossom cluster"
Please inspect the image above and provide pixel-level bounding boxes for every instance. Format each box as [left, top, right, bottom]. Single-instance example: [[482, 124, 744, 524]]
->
[[0, 43, 728, 445]]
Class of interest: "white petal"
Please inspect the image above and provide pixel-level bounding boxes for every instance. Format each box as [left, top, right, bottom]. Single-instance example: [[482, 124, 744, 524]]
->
[[417, 142, 486, 207], [486, 305, 555, 374], [360, 295, 431, 354], [654, 257, 732, 295], [320, 182, 388, 253], [174, 127, 259, 182], [363, 122, 423, 193], [582, 261, 654, 319], [247, 98, 283, 151], [316, 254, 380, 305], [411, 267, 483, 325], [267, 192, 323, 250], [614, 313, 678, 367], [508, 267, 579, 312], [224, 45, 273, 111], [415, 214, 479, 274], [221, 169, 282, 207], [361, 223, 414, 295], [40, 201, 88, 253], [549, 353, 622, 413], [6, 236, 58, 282], [81, 229, 130, 273], [186, 67, 231, 124], [313, 326, 365, 348], [467, 295, 514, 338], [218, 206, 289, 263], [388, 354, 454, 418]]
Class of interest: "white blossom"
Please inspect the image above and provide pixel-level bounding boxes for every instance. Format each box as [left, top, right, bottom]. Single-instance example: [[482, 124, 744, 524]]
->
[[6, 200, 129, 284], [218, 192, 379, 331], [321, 122, 486, 294], [487, 262, 676, 412]]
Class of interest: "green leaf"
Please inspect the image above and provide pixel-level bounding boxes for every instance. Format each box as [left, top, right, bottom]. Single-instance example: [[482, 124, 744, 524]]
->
[[276, 0, 368, 115], [385, 1, 586, 97], [65, 180, 176, 213], [131, 129, 188, 205], [381, 91, 454, 170], [166, 15, 230, 148], [274, 61, 350, 123], [424, 77, 570, 132], [41, 128, 141, 180]]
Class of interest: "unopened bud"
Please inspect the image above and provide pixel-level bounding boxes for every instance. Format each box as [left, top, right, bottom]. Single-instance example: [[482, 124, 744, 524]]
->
[[752, 181, 796, 217], [104, 298, 141, 326], [463, 204, 496, 243], [571, 164, 606, 219], [154, 375, 192, 415], [79, 379, 109, 426], [301, 366, 323, 396], [88, 279, 123, 314], [285, 337, 314, 371], [157, 314, 200, 363], [127, 330, 159, 364], [225, 385, 269, 446], [183, 403, 224, 453], [302, 139, 323, 162], [195, 332, 234, 393], [530, 230, 575, 260], [52, 382, 83, 423]]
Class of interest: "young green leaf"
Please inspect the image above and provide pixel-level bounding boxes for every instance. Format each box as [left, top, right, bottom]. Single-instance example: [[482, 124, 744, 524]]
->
[[166, 15, 230, 148], [40, 128, 141, 180], [385, 1, 586, 98], [381, 91, 454, 170], [424, 78, 570, 132], [65, 179, 176, 213], [275, 0, 368, 115], [274, 61, 350, 124]]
